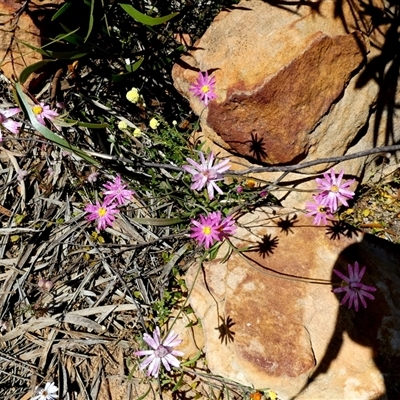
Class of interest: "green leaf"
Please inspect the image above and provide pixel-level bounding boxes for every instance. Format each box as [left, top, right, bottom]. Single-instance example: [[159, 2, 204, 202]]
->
[[19, 60, 56, 85], [136, 387, 151, 400], [17, 40, 89, 60], [132, 217, 183, 226], [63, 119, 109, 129], [125, 57, 144, 73], [172, 372, 184, 392], [51, 1, 73, 21], [119, 4, 178, 26], [112, 58, 144, 82], [84, 0, 95, 42], [15, 82, 99, 166], [57, 25, 84, 46]]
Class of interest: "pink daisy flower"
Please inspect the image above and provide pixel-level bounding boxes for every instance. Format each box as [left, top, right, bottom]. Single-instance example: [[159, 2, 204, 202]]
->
[[85, 201, 119, 230], [134, 326, 183, 378], [315, 169, 355, 212], [209, 211, 237, 239], [190, 212, 236, 248], [182, 151, 230, 200], [189, 71, 217, 106], [32, 103, 59, 125], [190, 213, 221, 249], [102, 175, 135, 206], [332, 262, 377, 312], [305, 194, 334, 225], [0, 107, 22, 141]]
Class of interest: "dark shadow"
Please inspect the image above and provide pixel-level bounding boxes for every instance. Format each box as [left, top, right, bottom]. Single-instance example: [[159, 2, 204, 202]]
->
[[216, 315, 236, 345], [251, 0, 400, 169], [276, 214, 299, 235], [354, 1, 400, 150], [248, 234, 279, 258], [293, 234, 400, 399], [245, 132, 269, 162], [325, 220, 361, 240]]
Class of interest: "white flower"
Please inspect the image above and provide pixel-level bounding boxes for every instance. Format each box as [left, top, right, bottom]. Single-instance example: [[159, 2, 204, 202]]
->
[[134, 326, 184, 378], [31, 382, 58, 400], [182, 151, 231, 200]]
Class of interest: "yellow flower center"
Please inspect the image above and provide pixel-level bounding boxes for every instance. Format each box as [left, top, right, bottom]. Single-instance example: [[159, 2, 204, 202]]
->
[[201, 85, 210, 93], [32, 105, 43, 115], [317, 205, 326, 213], [98, 207, 107, 217], [202, 226, 212, 235], [331, 185, 339, 193], [246, 179, 256, 188]]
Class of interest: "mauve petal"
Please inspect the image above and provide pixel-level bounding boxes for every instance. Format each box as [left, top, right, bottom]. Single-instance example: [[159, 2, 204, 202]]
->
[[360, 290, 376, 300], [333, 269, 350, 283], [134, 350, 154, 356], [164, 354, 181, 368], [209, 181, 223, 196], [2, 108, 20, 118], [182, 165, 198, 176], [347, 263, 355, 282], [207, 183, 215, 200], [161, 357, 172, 371], [359, 293, 368, 309], [213, 158, 231, 172], [139, 353, 155, 369], [143, 333, 158, 349], [340, 290, 352, 308], [361, 285, 377, 293], [171, 349, 184, 357], [2, 120, 21, 134], [336, 169, 344, 183], [332, 287, 347, 294], [162, 331, 181, 347], [198, 151, 207, 168], [353, 294, 360, 312], [148, 357, 161, 377], [357, 265, 367, 281]]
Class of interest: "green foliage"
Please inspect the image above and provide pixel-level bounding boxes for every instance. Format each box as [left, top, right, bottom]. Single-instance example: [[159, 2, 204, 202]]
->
[[119, 4, 179, 26]]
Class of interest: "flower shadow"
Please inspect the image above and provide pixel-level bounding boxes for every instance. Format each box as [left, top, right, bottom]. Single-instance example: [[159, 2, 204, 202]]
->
[[247, 234, 279, 258], [216, 315, 236, 345], [276, 214, 299, 235], [325, 219, 361, 240]]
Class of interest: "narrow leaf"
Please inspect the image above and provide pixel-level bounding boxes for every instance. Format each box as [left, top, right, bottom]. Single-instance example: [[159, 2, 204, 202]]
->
[[84, 0, 95, 42], [19, 60, 55, 85], [119, 4, 178, 26], [15, 82, 99, 166], [125, 57, 144, 73], [132, 217, 183, 226], [17, 40, 89, 60], [112, 58, 144, 82], [64, 119, 109, 129], [51, 2, 73, 21]]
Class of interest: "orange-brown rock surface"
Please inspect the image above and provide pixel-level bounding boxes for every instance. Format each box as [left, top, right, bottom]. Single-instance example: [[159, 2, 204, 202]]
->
[[0, 0, 62, 82], [207, 31, 366, 164], [172, 0, 399, 209], [185, 209, 400, 399]]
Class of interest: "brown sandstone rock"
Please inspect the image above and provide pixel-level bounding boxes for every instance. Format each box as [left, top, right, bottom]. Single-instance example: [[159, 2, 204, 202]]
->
[[208, 31, 366, 164], [0, 0, 62, 82], [173, 0, 395, 208], [185, 209, 400, 399]]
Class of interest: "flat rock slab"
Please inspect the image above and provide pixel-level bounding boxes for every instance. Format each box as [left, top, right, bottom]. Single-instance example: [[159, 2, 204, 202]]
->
[[185, 209, 400, 399]]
